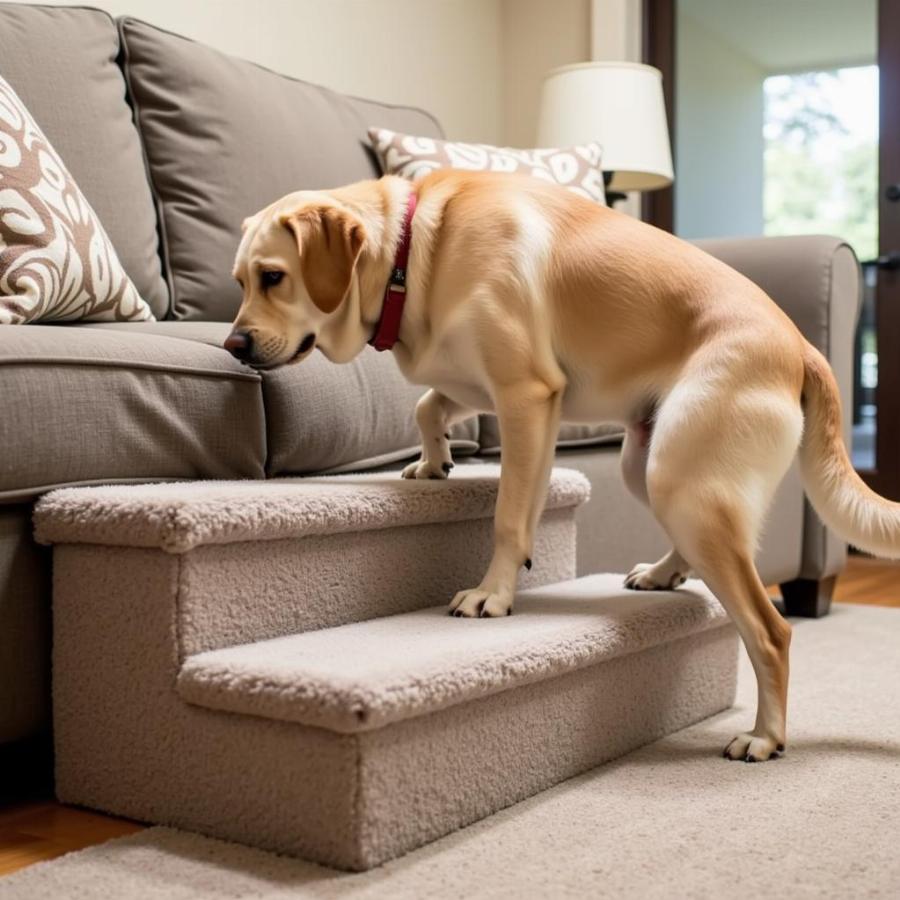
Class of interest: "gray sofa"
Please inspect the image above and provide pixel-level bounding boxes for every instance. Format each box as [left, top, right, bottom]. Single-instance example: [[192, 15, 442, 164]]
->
[[0, 4, 861, 757]]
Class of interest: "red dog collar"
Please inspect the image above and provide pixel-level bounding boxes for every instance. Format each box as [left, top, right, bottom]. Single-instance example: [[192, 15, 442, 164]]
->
[[369, 191, 417, 352]]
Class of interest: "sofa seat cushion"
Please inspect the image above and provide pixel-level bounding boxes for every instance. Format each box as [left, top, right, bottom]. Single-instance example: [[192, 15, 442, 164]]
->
[[118, 17, 444, 322], [0, 323, 265, 502], [100, 322, 479, 477], [0, 3, 168, 317], [479, 416, 624, 455], [261, 348, 479, 476]]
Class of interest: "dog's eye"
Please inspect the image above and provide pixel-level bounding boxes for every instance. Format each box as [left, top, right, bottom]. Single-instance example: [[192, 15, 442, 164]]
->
[[261, 270, 284, 289]]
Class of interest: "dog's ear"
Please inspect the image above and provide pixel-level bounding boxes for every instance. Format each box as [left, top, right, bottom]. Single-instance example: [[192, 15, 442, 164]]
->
[[280, 205, 366, 314], [240, 212, 261, 235]]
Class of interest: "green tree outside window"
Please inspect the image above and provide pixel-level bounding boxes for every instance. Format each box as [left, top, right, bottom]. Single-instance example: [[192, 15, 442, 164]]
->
[[764, 67, 878, 262]]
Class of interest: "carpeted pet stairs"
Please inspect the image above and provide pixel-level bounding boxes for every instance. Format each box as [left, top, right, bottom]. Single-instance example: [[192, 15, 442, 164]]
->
[[33, 466, 738, 870]]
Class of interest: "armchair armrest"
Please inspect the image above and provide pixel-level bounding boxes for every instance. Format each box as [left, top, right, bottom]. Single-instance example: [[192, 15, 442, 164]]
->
[[693, 234, 863, 584]]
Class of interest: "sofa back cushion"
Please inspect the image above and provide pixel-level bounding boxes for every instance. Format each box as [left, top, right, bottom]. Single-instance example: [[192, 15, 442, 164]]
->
[[119, 18, 443, 322], [0, 3, 169, 318]]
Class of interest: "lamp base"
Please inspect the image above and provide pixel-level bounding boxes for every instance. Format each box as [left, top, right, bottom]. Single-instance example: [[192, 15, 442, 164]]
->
[[603, 170, 628, 208]]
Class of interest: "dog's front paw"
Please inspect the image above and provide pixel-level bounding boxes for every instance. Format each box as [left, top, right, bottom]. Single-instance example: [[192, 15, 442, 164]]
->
[[625, 561, 688, 591], [401, 459, 453, 480], [723, 732, 785, 763], [449, 585, 513, 618]]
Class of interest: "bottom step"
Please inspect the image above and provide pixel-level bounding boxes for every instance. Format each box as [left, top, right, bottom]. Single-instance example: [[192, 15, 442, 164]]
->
[[58, 574, 737, 871]]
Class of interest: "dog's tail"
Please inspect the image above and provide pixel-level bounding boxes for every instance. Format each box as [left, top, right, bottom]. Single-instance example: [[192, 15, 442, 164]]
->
[[799, 344, 900, 559]]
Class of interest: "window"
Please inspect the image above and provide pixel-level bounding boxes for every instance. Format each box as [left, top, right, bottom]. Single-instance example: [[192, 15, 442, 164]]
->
[[763, 66, 879, 262]]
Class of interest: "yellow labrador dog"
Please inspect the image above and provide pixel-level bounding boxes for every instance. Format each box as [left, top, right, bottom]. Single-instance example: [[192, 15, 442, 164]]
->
[[226, 170, 899, 762]]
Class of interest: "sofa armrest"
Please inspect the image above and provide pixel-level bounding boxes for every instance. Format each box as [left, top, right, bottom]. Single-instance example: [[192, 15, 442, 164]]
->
[[693, 234, 863, 581]]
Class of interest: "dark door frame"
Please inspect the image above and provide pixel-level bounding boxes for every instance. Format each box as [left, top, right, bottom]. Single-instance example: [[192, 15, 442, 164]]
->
[[644, 0, 900, 498], [872, 0, 900, 499], [641, 0, 675, 232]]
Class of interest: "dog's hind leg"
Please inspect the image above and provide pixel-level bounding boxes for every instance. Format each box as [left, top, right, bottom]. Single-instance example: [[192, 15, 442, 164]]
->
[[620, 421, 692, 590], [645, 374, 802, 760]]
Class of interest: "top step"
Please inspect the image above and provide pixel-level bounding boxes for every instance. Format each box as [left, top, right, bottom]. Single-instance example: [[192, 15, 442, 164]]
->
[[34, 465, 590, 554]]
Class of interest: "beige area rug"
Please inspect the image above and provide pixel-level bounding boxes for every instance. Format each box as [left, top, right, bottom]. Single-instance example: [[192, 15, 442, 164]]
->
[[2, 603, 899, 899]]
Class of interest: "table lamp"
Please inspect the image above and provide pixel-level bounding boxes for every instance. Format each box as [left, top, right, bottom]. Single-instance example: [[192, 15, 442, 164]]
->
[[537, 62, 674, 206]]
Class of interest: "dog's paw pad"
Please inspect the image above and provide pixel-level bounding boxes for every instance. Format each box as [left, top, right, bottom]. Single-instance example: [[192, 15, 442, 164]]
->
[[624, 562, 688, 591], [449, 587, 513, 618], [723, 733, 784, 762], [402, 459, 450, 480]]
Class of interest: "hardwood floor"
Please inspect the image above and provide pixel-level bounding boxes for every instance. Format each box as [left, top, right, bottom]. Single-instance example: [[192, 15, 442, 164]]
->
[[0, 801, 142, 877], [767, 555, 900, 608], [0, 555, 898, 878], [833, 555, 900, 607]]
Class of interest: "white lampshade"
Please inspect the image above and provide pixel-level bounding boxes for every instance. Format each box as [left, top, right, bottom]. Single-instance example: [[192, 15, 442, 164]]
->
[[537, 62, 674, 192]]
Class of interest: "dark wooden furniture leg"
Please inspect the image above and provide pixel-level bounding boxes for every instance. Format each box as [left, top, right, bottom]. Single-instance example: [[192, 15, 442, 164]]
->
[[0, 732, 53, 803], [779, 575, 837, 618]]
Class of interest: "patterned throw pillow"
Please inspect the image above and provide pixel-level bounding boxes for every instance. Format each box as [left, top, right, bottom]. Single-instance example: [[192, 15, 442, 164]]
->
[[0, 75, 153, 324], [368, 127, 607, 205]]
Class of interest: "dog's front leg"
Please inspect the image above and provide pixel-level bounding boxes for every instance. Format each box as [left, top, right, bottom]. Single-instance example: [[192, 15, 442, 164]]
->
[[450, 381, 562, 618], [402, 389, 474, 480]]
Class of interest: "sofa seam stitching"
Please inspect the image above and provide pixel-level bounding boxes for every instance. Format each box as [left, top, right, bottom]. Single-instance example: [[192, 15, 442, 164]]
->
[[116, 18, 178, 319], [0, 357, 260, 381], [821, 240, 860, 577], [811, 240, 845, 578], [4, 2, 118, 31], [821, 242, 835, 573]]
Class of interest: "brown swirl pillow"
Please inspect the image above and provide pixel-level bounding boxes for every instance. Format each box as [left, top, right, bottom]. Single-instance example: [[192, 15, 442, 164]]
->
[[368, 127, 607, 205], [0, 74, 153, 324]]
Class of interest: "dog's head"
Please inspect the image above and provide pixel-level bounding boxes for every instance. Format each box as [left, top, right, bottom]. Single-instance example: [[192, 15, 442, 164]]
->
[[225, 193, 366, 369]]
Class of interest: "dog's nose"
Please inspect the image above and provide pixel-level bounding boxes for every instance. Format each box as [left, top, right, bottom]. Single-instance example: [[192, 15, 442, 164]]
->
[[224, 330, 253, 362]]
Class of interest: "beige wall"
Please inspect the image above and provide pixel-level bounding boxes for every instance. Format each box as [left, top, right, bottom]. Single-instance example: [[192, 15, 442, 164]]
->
[[16, 0, 641, 153], [500, 0, 644, 148], [500, 0, 591, 147], [675, 10, 764, 238], [22, 0, 504, 143], [591, 0, 642, 63]]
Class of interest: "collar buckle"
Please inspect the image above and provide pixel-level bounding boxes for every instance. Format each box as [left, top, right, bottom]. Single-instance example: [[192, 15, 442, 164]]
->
[[368, 191, 417, 351]]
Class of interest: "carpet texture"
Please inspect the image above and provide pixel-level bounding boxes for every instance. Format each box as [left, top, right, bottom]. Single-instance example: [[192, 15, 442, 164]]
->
[[2, 603, 897, 898], [43, 466, 584, 657], [177, 576, 730, 733], [43, 468, 602, 868], [49, 549, 735, 868], [42, 469, 738, 868], [33, 466, 590, 553]]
